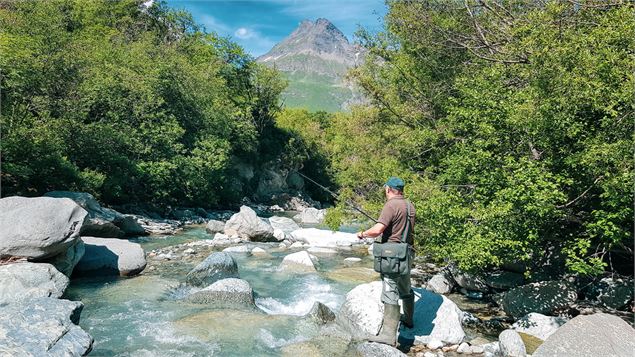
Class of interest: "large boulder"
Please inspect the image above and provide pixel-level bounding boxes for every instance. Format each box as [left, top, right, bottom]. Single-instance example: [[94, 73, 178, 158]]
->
[[426, 270, 455, 294], [298, 208, 326, 224], [449, 264, 490, 293], [74, 237, 146, 277], [337, 283, 465, 345], [44, 239, 85, 277], [268, 216, 301, 233], [0, 297, 93, 356], [45, 191, 145, 237], [278, 251, 318, 273], [534, 313, 635, 357], [205, 220, 225, 234], [224, 206, 277, 242], [185, 252, 239, 287], [500, 280, 577, 318], [356, 342, 407, 357], [0, 196, 86, 260], [290, 228, 359, 248], [0, 263, 69, 305], [512, 313, 567, 340], [583, 277, 634, 310], [499, 329, 527, 357], [185, 278, 255, 309]]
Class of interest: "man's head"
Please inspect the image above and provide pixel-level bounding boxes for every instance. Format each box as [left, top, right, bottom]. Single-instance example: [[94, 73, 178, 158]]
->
[[384, 176, 405, 198]]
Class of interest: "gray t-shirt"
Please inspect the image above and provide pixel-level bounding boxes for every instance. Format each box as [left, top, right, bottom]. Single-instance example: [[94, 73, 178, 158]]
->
[[377, 197, 415, 245]]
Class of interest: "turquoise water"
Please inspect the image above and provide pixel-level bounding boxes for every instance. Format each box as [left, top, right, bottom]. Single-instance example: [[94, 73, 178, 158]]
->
[[65, 227, 375, 356]]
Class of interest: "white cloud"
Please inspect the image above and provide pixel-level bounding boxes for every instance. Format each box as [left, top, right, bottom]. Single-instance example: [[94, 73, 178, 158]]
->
[[234, 27, 256, 39]]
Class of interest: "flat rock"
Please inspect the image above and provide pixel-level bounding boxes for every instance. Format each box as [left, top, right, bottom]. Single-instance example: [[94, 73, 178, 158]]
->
[[0, 196, 86, 260], [500, 280, 577, 318], [485, 270, 525, 290], [298, 208, 326, 224], [279, 251, 317, 272], [290, 228, 359, 248], [533, 313, 635, 357], [449, 265, 489, 293], [307, 247, 338, 255], [357, 342, 407, 357], [512, 313, 567, 340], [0, 263, 69, 305], [75, 237, 146, 277], [185, 252, 239, 287], [0, 297, 93, 356], [224, 206, 277, 242], [268, 216, 301, 233], [185, 278, 255, 309]]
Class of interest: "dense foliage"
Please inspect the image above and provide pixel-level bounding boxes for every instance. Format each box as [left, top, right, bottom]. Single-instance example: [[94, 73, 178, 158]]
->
[[0, 0, 288, 207], [294, 1, 634, 276]]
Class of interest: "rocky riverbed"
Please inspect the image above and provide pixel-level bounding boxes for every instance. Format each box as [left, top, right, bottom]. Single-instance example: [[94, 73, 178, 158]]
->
[[1, 192, 634, 356]]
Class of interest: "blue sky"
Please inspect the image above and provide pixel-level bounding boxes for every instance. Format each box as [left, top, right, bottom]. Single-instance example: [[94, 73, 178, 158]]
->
[[165, 0, 387, 57]]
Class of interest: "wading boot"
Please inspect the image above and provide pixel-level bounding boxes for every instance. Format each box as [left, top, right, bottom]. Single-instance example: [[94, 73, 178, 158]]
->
[[400, 294, 414, 329], [369, 303, 400, 346]]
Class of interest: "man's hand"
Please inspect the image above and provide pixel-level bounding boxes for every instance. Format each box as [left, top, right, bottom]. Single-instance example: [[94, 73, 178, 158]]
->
[[356, 231, 365, 239]]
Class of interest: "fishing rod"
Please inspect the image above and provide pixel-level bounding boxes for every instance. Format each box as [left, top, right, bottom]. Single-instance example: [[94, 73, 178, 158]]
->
[[296, 172, 379, 224]]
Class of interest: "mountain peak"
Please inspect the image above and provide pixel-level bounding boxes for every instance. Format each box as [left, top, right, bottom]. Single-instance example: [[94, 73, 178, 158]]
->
[[257, 18, 356, 66]]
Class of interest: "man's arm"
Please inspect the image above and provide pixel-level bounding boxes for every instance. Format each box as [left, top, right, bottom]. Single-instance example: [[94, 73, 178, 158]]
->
[[356, 222, 386, 239]]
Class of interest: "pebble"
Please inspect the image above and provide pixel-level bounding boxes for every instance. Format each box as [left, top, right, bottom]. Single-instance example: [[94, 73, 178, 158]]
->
[[424, 352, 436, 357], [183, 248, 195, 255], [442, 344, 459, 352], [457, 342, 471, 354], [344, 257, 362, 263]]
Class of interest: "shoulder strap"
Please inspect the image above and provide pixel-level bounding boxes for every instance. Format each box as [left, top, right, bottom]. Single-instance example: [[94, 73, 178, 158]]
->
[[400, 200, 411, 243]]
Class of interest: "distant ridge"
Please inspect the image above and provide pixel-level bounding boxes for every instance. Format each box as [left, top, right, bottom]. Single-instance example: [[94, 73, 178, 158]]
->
[[257, 18, 365, 112]]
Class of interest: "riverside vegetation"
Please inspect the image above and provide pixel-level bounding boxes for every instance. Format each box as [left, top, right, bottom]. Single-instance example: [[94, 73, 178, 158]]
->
[[1, 0, 634, 356]]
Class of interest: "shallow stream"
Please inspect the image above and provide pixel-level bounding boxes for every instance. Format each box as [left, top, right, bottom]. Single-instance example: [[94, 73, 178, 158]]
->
[[65, 226, 493, 356]]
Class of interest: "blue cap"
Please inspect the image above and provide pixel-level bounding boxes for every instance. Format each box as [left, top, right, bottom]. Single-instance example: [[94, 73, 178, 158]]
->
[[385, 177, 405, 191]]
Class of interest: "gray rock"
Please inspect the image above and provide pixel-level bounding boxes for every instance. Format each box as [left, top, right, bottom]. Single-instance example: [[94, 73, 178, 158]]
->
[[286, 172, 305, 190], [279, 251, 318, 272], [0, 263, 69, 305], [456, 342, 471, 353], [75, 237, 146, 276], [484, 270, 525, 290], [205, 219, 226, 234], [0, 196, 86, 260], [500, 281, 577, 318], [356, 342, 407, 357], [268, 216, 301, 233], [119, 215, 147, 236], [45, 191, 137, 237], [533, 313, 635, 357], [0, 297, 93, 356], [44, 239, 85, 277], [426, 270, 455, 294], [482, 341, 502, 357], [185, 278, 255, 309], [498, 329, 526, 357], [449, 264, 490, 293], [185, 252, 239, 287], [224, 206, 277, 242], [512, 313, 567, 340], [223, 245, 251, 253], [338, 283, 465, 345], [307, 301, 336, 324], [255, 168, 287, 200], [299, 207, 326, 224]]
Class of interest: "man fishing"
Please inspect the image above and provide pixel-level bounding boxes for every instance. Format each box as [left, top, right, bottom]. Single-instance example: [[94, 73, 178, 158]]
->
[[356, 177, 416, 346]]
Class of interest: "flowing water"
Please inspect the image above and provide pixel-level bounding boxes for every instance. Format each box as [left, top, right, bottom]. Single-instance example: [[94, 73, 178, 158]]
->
[[65, 226, 494, 356], [65, 227, 374, 356]]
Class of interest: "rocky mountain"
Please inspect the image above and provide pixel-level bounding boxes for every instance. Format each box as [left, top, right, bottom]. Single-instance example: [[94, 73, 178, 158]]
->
[[257, 18, 365, 112]]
